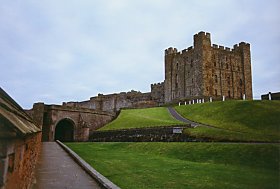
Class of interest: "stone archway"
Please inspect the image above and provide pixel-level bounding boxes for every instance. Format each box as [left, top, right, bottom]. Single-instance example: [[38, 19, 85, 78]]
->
[[54, 119, 75, 142]]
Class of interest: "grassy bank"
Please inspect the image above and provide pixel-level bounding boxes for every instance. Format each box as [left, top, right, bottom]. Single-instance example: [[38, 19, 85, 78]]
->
[[100, 107, 183, 131], [66, 142, 279, 189], [175, 100, 280, 142]]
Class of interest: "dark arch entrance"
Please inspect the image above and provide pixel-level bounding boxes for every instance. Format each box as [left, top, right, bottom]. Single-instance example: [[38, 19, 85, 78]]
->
[[54, 119, 74, 142]]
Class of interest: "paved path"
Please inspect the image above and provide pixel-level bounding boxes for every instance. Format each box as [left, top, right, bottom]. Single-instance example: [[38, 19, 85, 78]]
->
[[168, 107, 199, 127], [33, 142, 101, 189]]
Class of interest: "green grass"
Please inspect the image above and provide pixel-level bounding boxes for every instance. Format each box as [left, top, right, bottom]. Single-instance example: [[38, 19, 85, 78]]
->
[[66, 142, 280, 189], [175, 100, 280, 142], [100, 107, 184, 131]]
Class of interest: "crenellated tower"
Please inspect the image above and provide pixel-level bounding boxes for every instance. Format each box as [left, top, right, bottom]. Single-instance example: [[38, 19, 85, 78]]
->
[[164, 31, 253, 103]]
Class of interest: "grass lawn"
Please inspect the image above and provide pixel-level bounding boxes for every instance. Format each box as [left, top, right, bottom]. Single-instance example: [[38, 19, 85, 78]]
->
[[175, 100, 280, 142], [100, 107, 184, 131], [66, 142, 279, 189]]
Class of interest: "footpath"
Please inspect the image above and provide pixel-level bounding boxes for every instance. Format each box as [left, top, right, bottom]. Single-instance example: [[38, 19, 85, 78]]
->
[[32, 142, 101, 189]]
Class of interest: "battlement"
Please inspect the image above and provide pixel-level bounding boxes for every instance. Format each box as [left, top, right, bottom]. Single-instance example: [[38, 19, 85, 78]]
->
[[151, 82, 164, 87], [212, 44, 236, 52], [165, 47, 178, 55], [194, 31, 211, 39], [233, 42, 250, 50]]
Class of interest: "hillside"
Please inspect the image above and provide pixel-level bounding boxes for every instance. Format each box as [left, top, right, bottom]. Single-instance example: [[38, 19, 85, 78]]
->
[[99, 107, 184, 131], [100, 100, 280, 142], [175, 100, 280, 142]]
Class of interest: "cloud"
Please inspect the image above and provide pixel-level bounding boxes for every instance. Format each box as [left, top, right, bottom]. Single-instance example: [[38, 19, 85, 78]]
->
[[0, 0, 279, 108]]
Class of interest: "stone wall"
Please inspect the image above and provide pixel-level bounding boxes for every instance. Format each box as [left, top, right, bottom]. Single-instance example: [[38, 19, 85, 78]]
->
[[30, 103, 115, 142], [0, 133, 41, 189], [151, 82, 165, 105], [89, 125, 207, 142], [164, 31, 253, 103], [261, 92, 280, 100], [64, 90, 159, 113]]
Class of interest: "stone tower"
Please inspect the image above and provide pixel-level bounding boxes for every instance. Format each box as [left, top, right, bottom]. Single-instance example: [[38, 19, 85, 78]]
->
[[164, 31, 253, 103]]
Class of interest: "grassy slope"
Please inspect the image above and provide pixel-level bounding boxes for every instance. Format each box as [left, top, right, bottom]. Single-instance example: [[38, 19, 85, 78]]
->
[[66, 142, 280, 189], [100, 107, 183, 131], [175, 100, 280, 142]]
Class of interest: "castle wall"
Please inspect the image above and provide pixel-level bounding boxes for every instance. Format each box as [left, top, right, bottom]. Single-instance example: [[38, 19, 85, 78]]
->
[[0, 133, 41, 189], [151, 82, 165, 105], [64, 90, 159, 113]]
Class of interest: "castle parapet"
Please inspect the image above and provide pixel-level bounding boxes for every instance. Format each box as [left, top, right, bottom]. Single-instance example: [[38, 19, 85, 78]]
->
[[165, 47, 178, 55], [233, 42, 250, 51], [194, 31, 211, 39]]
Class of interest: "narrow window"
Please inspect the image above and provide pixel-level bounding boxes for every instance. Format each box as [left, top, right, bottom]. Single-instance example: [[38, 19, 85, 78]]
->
[[8, 153, 15, 173], [228, 90, 231, 98], [176, 63, 179, 70], [214, 61, 216, 67], [192, 78, 194, 84], [227, 76, 230, 85], [191, 59, 193, 67], [215, 89, 217, 96], [239, 79, 242, 86], [226, 63, 229, 69], [215, 75, 218, 83]]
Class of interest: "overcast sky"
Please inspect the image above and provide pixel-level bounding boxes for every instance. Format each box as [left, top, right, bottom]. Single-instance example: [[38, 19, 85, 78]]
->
[[1, 0, 279, 109]]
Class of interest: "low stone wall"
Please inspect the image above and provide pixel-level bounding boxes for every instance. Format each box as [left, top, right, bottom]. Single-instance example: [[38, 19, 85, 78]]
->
[[261, 92, 280, 100], [89, 125, 204, 142], [0, 132, 41, 189]]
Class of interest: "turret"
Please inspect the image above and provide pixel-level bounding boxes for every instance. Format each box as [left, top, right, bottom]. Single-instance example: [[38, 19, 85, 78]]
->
[[194, 31, 211, 49]]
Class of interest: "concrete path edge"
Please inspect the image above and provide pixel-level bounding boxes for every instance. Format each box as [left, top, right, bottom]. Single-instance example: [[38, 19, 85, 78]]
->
[[56, 140, 121, 189]]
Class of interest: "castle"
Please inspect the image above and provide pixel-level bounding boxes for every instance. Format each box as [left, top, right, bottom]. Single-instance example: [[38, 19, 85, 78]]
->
[[65, 31, 253, 112], [164, 31, 252, 102], [23, 31, 253, 142]]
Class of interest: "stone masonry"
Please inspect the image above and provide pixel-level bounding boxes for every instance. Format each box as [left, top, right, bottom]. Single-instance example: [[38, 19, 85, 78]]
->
[[164, 31, 253, 102]]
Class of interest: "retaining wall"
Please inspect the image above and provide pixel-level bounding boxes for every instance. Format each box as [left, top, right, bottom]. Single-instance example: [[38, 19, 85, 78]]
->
[[89, 125, 205, 142]]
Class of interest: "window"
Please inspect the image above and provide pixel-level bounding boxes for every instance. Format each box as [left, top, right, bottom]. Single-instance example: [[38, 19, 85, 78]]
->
[[227, 76, 230, 85], [192, 78, 193, 83], [8, 153, 15, 173], [228, 90, 231, 98], [215, 75, 218, 83], [214, 61, 216, 67], [226, 63, 229, 69], [239, 79, 243, 86], [191, 59, 193, 67], [176, 63, 179, 70], [215, 89, 217, 96]]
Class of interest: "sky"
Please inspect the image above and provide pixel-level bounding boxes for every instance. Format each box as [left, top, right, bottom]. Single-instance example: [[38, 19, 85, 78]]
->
[[1, 0, 280, 109]]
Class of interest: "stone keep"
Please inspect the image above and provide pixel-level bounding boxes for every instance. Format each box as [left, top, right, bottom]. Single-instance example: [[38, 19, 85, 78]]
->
[[164, 31, 253, 103]]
